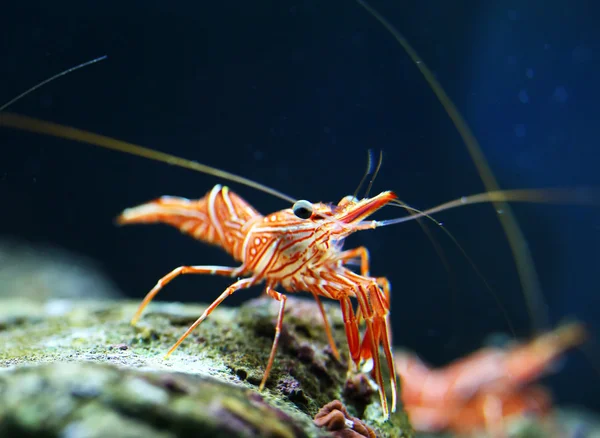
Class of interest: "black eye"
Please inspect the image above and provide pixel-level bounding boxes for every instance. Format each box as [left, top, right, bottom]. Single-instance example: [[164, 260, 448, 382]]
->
[[292, 200, 313, 219]]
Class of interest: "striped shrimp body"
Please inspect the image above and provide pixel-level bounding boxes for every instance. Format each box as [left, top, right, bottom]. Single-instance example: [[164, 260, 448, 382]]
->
[[117, 184, 399, 417]]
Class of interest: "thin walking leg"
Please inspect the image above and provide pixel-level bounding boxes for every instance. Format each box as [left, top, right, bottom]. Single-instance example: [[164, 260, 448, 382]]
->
[[260, 287, 288, 391], [164, 277, 254, 357], [131, 265, 239, 324]]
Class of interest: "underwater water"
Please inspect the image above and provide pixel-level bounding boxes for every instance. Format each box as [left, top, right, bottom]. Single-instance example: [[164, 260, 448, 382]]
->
[[1, 0, 599, 434]]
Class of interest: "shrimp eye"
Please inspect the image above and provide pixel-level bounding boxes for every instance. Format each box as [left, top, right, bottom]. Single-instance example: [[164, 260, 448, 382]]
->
[[292, 200, 313, 219]]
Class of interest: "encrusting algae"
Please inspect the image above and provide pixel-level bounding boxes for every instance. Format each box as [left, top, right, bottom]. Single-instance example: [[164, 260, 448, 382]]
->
[[0, 296, 412, 438]]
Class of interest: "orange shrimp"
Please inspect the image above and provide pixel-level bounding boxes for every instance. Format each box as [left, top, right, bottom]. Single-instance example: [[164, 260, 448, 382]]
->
[[394, 322, 587, 435], [116, 185, 399, 417]]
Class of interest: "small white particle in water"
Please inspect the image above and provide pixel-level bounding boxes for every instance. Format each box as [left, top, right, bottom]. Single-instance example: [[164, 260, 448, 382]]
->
[[460, 197, 467, 204], [518, 89, 530, 104], [526, 68, 534, 78], [514, 124, 526, 137], [553, 86, 569, 103], [497, 209, 504, 214]]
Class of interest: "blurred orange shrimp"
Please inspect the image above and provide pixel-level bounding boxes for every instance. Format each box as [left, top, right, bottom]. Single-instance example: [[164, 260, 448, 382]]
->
[[394, 322, 587, 436]]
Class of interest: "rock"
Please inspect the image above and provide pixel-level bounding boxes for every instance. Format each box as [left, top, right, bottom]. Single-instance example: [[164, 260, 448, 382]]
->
[[0, 239, 122, 301], [0, 296, 412, 438]]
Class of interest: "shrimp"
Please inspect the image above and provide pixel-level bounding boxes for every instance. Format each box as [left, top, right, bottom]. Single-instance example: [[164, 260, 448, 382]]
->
[[116, 185, 399, 416], [394, 322, 587, 436]]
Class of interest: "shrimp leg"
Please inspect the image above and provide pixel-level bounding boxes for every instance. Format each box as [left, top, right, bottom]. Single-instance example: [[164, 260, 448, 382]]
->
[[164, 277, 254, 357], [130, 265, 239, 324]]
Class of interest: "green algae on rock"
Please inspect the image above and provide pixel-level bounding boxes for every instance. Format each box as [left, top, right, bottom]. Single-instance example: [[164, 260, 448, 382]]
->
[[0, 296, 412, 438]]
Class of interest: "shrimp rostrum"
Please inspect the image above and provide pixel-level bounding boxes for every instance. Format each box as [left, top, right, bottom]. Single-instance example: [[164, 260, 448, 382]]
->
[[118, 184, 399, 418]]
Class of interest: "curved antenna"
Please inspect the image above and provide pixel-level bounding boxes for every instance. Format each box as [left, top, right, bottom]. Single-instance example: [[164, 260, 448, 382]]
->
[[356, 0, 549, 332], [390, 199, 517, 336], [0, 56, 108, 112], [0, 113, 297, 204], [353, 149, 374, 200], [364, 149, 384, 199]]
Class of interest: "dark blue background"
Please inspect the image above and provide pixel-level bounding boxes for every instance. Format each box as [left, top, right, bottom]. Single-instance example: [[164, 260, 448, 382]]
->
[[2, 0, 599, 413]]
